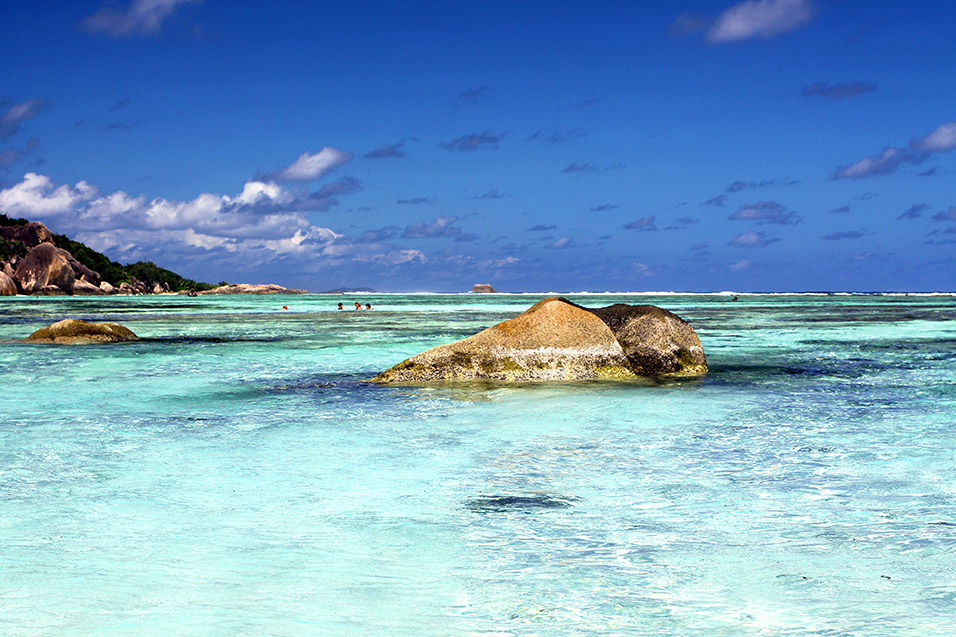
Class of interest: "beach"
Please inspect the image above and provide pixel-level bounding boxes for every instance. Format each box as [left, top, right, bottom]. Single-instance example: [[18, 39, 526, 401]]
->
[[1, 293, 954, 633]]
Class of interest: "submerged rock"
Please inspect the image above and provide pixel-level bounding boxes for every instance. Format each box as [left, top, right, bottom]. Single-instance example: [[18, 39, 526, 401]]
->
[[26, 318, 138, 344], [472, 283, 497, 293], [374, 296, 708, 382]]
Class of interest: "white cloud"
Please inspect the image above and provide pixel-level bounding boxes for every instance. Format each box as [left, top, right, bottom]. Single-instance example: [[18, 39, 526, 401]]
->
[[910, 122, 956, 153], [729, 259, 751, 271], [0, 172, 97, 216], [707, 0, 816, 43], [80, 0, 202, 37], [0, 99, 48, 139], [270, 147, 353, 182], [728, 231, 779, 247], [831, 147, 910, 180]]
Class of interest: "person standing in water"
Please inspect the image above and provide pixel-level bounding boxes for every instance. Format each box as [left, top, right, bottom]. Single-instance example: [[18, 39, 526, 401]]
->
[[354, 301, 362, 310], [365, 303, 372, 310], [337, 302, 344, 310]]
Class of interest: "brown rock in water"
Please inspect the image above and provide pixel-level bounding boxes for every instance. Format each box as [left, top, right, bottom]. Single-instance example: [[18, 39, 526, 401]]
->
[[14, 243, 75, 294], [374, 297, 634, 382], [26, 319, 138, 344], [0, 271, 16, 296], [374, 296, 707, 383], [472, 284, 497, 293], [72, 279, 106, 295], [589, 304, 707, 377], [0, 221, 53, 248]]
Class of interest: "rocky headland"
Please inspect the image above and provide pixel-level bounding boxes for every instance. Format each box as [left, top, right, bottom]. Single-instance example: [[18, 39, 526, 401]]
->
[[373, 296, 707, 383], [0, 215, 299, 296]]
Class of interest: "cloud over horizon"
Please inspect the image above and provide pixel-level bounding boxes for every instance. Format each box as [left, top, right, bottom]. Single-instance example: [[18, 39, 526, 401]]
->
[[729, 201, 801, 225], [706, 0, 817, 43], [833, 121, 956, 179]]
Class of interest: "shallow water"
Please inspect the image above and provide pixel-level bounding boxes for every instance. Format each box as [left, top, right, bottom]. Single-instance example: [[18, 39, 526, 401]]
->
[[1, 293, 955, 634]]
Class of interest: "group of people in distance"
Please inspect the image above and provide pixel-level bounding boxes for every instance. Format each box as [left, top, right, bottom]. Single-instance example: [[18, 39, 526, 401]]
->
[[338, 301, 372, 310]]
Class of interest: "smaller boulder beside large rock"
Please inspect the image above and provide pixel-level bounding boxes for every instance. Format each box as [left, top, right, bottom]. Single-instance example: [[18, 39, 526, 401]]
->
[[472, 284, 497, 293], [72, 279, 106, 295], [25, 319, 138, 344], [0, 221, 53, 248]]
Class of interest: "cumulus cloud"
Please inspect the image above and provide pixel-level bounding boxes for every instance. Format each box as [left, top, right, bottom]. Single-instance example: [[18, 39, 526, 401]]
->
[[546, 237, 573, 249], [729, 200, 801, 225], [527, 128, 587, 144], [451, 86, 489, 112], [0, 172, 382, 280], [801, 81, 876, 100], [932, 206, 956, 222], [364, 138, 417, 159], [80, 0, 201, 37], [910, 122, 956, 153], [726, 177, 798, 192], [268, 147, 353, 182], [352, 226, 399, 244], [0, 98, 48, 140], [0, 136, 40, 169], [898, 203, 930, 220], [706, 0, 816, 43], [440, 131, 506, 152], [624, 215, 658, 231], [822, 230, 866, 240], [471, 189, 508, 200], [701, 194, 728, 207], [563, 161, 624, 174], [729, 231, 780, 247], [831, 147, 916, 180], [666, 217, 700, 230], [402, 216, 462, 238], [833, 121, 956, 179]]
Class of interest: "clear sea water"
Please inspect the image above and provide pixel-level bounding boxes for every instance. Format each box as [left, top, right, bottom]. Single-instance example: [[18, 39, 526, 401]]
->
[[1, 293, 954, 635]]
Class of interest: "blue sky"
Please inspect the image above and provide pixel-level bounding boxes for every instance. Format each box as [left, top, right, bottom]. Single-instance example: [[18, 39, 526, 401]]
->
[[1, 0, 954, 292]]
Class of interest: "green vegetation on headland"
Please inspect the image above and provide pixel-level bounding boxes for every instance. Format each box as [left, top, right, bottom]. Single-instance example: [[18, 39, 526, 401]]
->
[[1, 213, 214, 292]]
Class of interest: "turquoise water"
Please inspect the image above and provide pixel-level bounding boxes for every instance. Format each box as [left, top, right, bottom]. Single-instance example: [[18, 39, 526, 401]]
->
[[1, 293, 955, 635]]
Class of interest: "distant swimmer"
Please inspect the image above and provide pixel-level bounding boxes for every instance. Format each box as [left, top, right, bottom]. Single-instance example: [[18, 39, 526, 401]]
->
[[354, 301, 362, 310], [337, 302, 344, 310], [732, 296, 739, 302], [282, 305, 288, 310], [365, 303, 372, 310]]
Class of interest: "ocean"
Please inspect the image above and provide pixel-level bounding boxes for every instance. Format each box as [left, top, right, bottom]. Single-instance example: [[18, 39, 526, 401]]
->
[[1, 293, 954, 634]]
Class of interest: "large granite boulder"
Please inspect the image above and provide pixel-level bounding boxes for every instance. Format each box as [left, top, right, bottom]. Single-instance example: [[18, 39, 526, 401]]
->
[[472, 283, 497, 293], [200, 283, 307, 294], [374, 297, 707, 383], [25, 319, 138, 344], [0, 271, 16, 296], [13, 243, 75, 294], [99, 281, 116, 294], [0, 221, 53, 248]]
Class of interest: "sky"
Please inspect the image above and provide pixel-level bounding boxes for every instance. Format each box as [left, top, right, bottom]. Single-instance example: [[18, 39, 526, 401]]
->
[[0, 0, 954, 292]]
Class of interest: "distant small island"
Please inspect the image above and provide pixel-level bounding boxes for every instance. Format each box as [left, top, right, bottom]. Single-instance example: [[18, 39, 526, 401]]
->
[[0, 214, 300, 296]]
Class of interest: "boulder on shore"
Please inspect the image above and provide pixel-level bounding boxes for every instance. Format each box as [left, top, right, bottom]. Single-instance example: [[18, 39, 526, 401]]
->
[[14, 243, 75, 294], [373, 296, 707, 383], [25, 319, 138, 344], [99, 281, 116, 294], [72, 279, 106, 295], [472, 283, 497, 293], [0, 221, 53, 248], [0, 271, 16, 296], [200, 283, 307, 295]]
